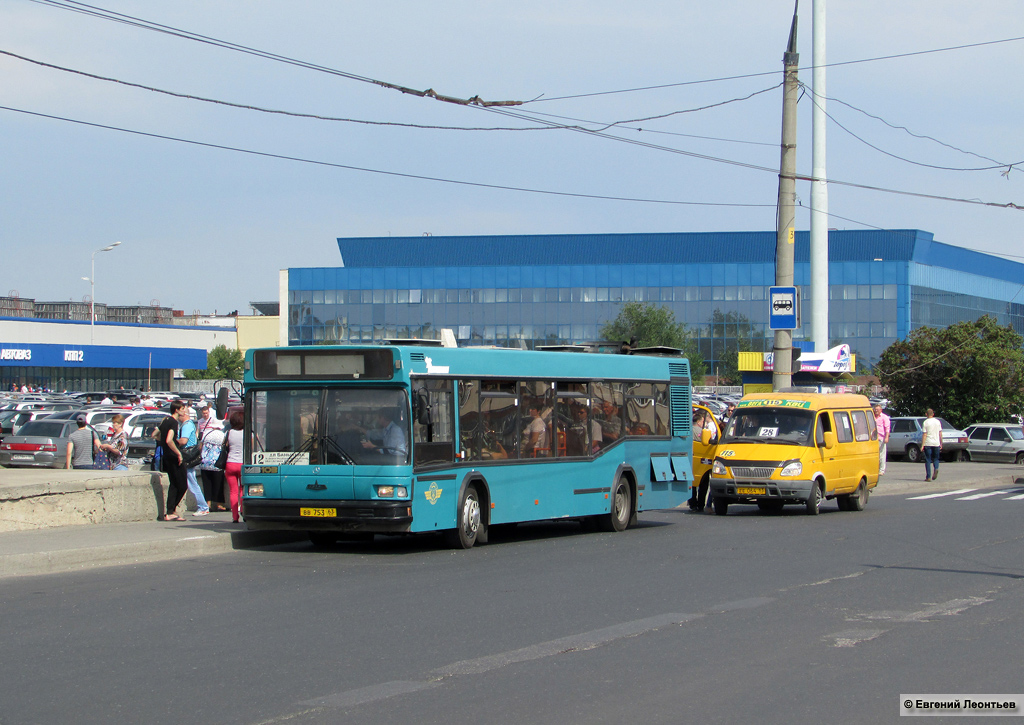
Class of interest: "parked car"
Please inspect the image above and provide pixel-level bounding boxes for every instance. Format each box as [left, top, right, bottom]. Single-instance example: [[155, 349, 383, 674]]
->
[[44, 407, 133, 437], [888, 416, 970, 462], [963, 423, 1024, 464], [124, 428, 158, 469], [121, 411, 170, 438], [0, 418, 102, 468]]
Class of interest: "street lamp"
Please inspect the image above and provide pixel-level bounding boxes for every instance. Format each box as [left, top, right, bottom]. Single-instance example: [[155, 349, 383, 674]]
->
[[82, 241, 122, 344]]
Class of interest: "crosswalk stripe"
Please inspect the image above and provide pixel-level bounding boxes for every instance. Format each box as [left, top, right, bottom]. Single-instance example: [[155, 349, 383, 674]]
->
[[956, 490, 1015, 500], [907, 489, 976, 500], [1002, 493, 1024, 500]]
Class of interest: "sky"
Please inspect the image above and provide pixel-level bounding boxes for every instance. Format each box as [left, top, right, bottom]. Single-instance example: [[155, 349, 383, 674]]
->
[[1, 0, 1022, 316]]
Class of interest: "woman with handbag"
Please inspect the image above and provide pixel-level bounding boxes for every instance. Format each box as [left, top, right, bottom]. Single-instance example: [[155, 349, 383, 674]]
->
[[177, 405, 209, 517], [224, 410, 245, 523], [199, 426, 227, 511], [98, 414, 129, 470]]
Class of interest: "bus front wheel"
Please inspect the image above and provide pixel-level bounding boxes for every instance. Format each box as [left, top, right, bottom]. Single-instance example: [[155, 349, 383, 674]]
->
[[446, 485, 481, 549]]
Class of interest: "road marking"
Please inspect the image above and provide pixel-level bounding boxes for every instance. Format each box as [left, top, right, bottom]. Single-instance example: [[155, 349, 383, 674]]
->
[[827, 629, 887, 648], [1003, 493, 1024, 500], [851, 596, 991, 623], [907, 489, 976, 499], [956, 490, 1014, 500], [296, 611, 708, 712]]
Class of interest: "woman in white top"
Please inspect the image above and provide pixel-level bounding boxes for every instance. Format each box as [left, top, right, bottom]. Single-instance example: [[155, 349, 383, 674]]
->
[[224, 410, 245, 523]]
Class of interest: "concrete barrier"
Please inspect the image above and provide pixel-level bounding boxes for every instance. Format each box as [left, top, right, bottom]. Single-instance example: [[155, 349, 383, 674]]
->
[[0, 469, 188, 531]]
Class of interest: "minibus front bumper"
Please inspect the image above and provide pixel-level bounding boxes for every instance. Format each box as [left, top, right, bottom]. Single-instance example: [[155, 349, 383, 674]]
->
[[243, 498, 414, 533], [710, 476, 815, 502]]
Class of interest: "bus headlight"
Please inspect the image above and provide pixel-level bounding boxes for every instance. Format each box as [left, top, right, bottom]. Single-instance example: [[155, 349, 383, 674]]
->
[[780, 462, 802, 477], [247, 484, 264, 497], [712, 460, 727, 476], [377, 485, 394, 498], [395, 486, 408, 498]]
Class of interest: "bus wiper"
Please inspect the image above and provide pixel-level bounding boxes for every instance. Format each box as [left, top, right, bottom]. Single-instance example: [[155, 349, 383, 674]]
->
[[284, 435, 317, 465], [322, 436, 356, 465]]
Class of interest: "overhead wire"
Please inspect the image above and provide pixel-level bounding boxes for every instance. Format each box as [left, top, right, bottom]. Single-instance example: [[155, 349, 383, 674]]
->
[[0, 104, 778, 210], [25, 0, 524, 107], [800, 83, 1022, 174]]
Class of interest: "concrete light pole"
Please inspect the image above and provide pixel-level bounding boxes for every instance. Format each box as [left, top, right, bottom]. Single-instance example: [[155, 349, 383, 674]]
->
[[773, 3, 800, 392], [82, 241, 122, 345]]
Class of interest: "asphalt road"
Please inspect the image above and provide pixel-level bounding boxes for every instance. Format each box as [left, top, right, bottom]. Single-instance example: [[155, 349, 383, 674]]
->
[[2, 465, 1023, 724]]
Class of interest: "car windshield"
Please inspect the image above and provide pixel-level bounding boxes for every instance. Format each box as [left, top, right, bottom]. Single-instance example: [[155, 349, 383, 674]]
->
[[16, 421, 68, 438], [249, 387, 410, 466], [721, 407, 815, 446]]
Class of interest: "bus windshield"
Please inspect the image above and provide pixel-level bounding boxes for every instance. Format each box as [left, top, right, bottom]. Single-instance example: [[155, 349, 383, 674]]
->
[[722, 407, 815, 446], [250, 387, 410, 466]]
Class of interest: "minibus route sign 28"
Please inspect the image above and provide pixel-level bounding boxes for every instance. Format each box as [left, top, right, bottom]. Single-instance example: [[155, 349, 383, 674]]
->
[[736, 399, 812, 409]]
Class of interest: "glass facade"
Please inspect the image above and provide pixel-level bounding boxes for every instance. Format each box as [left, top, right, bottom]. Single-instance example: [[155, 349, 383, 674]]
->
[[286, 231, 1024, 370]]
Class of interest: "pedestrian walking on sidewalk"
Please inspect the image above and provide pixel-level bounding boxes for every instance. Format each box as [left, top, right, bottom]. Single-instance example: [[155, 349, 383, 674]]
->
[[873, 404, 891, 476], [66, 415, 100, 470], [922, 408, 943, 481], [224, 410, 245, 523], [157, 401, 186, 521], [177, 406, 209, 517]]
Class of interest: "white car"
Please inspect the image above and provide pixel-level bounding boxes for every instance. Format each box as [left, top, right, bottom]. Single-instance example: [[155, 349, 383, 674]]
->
[[121, 411, 171, 439]]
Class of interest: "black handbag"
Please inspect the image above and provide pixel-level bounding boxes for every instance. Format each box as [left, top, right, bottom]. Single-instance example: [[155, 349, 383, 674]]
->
[[180, 427, 205, 468], [215, 438, 229, 470]]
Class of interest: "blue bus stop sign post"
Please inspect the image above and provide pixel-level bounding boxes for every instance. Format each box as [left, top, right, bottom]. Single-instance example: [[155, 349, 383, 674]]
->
[[769, 286, 800, 330]]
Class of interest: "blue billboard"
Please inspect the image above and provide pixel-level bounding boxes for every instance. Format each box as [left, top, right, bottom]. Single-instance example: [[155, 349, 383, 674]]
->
[[0, 343, 207, 369]]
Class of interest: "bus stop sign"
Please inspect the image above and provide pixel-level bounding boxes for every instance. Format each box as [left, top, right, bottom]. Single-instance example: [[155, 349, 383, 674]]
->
[[769, 286, 800, 330]]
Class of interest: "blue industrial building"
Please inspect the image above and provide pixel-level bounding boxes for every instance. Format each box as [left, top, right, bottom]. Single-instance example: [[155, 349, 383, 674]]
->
[[284, 229, 1024, 370]]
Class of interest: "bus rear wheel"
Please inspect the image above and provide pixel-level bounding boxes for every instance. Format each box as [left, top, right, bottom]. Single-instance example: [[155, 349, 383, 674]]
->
[[600, 478, 632, 532], [446, 485, 481, 549]]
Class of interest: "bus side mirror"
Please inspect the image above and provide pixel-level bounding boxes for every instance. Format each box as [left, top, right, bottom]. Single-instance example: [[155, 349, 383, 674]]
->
[[821, 431, 836, 449], [413, 390, 431, 425], [216, 387, 229, 420], [700, 429, 713, 445]]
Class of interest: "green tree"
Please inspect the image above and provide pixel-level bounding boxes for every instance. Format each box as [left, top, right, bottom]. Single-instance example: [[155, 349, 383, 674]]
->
[[601, 301, 706, 382], [875, 315, 1024, 429], [183, 344, 244, 380]]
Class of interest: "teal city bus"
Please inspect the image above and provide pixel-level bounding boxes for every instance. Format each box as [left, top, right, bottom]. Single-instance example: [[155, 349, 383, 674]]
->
[[238, 344, 694, 548]]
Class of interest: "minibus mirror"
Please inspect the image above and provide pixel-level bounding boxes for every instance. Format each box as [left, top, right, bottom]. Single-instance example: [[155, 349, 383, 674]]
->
[[700, 428, 712, 445], [822, 431, 836, 449]]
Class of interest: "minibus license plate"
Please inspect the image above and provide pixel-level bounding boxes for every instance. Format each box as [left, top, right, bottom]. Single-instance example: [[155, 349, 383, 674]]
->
[[737, 486, 766, 496], [300, 507, 337, 518]]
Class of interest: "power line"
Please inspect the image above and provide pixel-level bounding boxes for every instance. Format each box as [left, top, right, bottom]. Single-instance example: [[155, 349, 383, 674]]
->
[[802, 85, 1010, 169], [26, 0, 526, 108], [800, 83, 1021, 174], [0, 104, 778, 209], [0, 49, 552, 132], [533, 35, 1024, 103]]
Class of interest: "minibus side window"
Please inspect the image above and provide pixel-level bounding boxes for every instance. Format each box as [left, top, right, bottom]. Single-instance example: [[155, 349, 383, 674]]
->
[[851, 410, 872, 442], [834, 412, 854, 443], [816, 413, 832, 446]]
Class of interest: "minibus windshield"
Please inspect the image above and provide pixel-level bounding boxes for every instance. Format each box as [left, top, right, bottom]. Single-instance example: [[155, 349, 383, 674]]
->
[[722, 407, 815, 446]]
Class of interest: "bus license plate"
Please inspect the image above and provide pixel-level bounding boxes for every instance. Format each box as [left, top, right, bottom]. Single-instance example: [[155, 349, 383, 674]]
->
[[300, 507, 337, 518], [737, 486, 766, 496]]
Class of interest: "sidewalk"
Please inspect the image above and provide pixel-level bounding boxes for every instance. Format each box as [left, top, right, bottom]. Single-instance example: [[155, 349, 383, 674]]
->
[[1, 461, 1021, 579]]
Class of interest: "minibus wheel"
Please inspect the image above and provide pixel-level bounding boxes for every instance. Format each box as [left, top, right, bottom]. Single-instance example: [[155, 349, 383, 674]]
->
[[805, 483, 821, 515], [849, 479, 868, 511], [712, 496, 729, 516]]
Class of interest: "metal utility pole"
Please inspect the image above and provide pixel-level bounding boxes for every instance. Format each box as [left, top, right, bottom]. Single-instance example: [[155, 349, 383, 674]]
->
[[809, 0, 829, 354], [773, 3, 800, 391]]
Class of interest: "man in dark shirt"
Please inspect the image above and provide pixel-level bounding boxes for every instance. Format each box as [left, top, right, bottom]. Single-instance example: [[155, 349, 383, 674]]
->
[[156, 401, 186, 521]]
